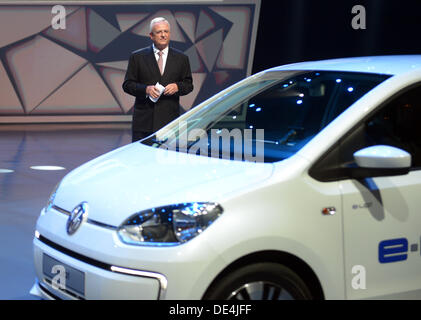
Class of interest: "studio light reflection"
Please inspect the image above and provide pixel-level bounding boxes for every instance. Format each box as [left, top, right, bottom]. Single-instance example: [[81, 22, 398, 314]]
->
[[0, 169, 14, 173], [30, 166, 66, 171]]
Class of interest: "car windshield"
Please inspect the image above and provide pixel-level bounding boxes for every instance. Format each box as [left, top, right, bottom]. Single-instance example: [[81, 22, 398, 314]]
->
[[143, 70, 390, 163]]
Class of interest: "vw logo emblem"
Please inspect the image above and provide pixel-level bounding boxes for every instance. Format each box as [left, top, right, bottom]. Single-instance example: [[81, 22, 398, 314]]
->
[[66, 202, 88, 235]]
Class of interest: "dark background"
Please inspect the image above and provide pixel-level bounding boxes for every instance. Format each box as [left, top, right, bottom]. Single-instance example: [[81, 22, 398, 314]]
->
[[252, 0, 421, 73]]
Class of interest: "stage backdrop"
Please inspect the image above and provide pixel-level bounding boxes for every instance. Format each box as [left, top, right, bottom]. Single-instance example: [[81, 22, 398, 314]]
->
[[0, 0, 260, 123]]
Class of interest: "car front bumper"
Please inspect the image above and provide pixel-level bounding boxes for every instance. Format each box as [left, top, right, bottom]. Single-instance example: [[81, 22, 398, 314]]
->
[[32, 235, 166, 300], [31, 206, 224, 300]]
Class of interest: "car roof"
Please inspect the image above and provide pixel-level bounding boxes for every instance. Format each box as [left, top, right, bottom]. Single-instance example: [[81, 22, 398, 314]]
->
[[270, 55, 421, 76]]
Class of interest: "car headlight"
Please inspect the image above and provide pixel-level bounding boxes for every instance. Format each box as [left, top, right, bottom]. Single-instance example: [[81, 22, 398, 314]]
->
[[117, 202, 223, 246]]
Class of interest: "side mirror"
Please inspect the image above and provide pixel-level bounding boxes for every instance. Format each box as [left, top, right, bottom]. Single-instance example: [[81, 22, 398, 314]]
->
[[354, 145, 411, 168], [351, 145, 411, 178]]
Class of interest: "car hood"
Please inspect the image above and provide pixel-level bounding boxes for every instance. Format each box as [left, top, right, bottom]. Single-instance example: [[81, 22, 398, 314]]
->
[[54, 143, 274, 227]]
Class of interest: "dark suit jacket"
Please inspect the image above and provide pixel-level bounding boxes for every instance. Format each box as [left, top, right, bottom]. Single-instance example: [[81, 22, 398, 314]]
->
[[122, 45, 193, 132]]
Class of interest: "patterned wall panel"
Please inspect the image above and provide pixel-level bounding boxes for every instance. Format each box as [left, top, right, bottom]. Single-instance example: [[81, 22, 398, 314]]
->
[[0, 2, 259, 122]]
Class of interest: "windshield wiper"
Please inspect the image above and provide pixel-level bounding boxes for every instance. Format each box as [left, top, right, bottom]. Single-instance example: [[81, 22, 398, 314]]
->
[[279, 127, 304, 145], [150, 137, 168, 147]]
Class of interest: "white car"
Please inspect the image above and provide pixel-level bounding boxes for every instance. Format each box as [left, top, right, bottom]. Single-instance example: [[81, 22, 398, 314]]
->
[[31, 56, 421, 300]]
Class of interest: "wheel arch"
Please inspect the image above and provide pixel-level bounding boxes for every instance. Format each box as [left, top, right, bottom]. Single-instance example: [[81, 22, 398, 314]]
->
[[202, 250, 325, 300]]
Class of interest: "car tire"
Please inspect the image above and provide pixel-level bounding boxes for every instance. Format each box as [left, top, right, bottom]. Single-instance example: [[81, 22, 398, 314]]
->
[[204, 262, 313, 300]]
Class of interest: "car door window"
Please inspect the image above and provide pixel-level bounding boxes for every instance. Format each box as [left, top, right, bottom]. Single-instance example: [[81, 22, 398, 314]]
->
[[365, 85, 421, 168], [310, 84, 421, 181]]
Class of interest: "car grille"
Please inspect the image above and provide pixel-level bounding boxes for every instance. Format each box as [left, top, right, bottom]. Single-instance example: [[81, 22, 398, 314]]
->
[[38, 234, 112, 271]]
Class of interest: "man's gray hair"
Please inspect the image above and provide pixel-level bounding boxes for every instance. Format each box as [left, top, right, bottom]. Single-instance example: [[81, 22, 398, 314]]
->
[[149, 17, 170, 33]]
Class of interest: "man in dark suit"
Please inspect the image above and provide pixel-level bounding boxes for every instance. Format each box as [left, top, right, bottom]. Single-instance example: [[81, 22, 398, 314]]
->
[[122, 17, 193, 142]]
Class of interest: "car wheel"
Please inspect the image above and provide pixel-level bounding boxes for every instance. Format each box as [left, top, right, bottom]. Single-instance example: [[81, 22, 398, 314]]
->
[[204, 262, 313, 300]]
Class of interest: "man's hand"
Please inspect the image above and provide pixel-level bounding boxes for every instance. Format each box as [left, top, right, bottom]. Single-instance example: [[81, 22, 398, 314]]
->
[[164, 83, 178, 96], [146, 85, 161, 99]]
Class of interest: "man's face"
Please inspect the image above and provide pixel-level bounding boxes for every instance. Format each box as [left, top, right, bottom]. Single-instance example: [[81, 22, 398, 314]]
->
[[149, 21, 170, 50]]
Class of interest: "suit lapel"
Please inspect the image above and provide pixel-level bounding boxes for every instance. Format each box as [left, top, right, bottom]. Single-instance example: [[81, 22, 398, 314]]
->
[[161, 48, 174, 78]]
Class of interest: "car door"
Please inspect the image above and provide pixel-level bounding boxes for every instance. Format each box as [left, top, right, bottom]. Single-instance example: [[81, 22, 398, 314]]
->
[[340, 84, 421, 299]]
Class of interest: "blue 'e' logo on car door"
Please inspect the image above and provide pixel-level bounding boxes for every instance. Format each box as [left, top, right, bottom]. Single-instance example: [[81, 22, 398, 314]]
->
[[378, 238, 408, 263]]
